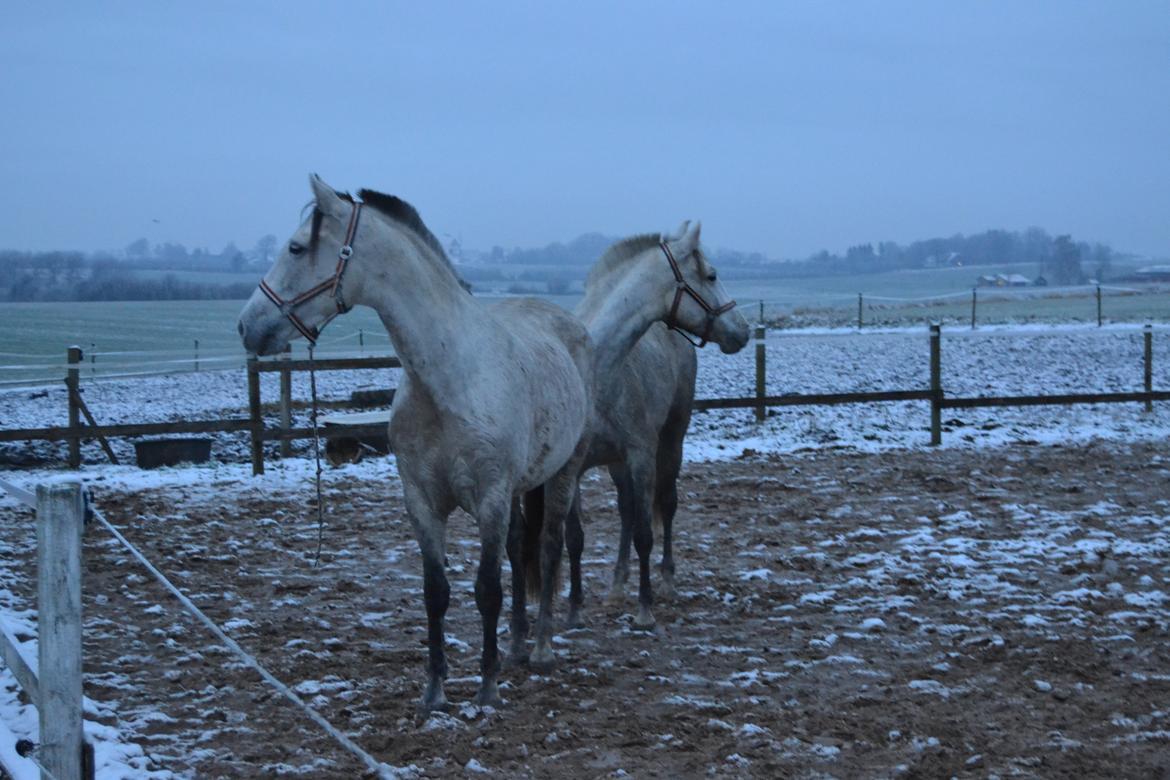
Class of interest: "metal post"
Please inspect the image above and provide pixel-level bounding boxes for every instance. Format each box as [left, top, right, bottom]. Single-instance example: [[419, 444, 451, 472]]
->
[[1097, 285, 1103, 327], [1144, 324, 1153, 413], [279, 346, 292, 458], [930, 323, 942, 446], [247, 355, 265, 475], [359, 329, 364, 351], [36, 482, 85, 780], [857, 293, 863, 330], [758, 299, 764, 324], [194, 339, 200, 372], [66, 346, 82, 469], [754, 326, 766, 422], [970, 287, 977, 330]]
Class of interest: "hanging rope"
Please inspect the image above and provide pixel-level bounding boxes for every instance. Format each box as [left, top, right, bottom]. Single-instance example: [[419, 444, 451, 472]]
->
[[308, 345, 326, 567]]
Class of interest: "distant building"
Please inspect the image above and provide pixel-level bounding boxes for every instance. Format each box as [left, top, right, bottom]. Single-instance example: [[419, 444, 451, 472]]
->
[[1135, 266, 1170, 282], [976, 273, 1032, 288]]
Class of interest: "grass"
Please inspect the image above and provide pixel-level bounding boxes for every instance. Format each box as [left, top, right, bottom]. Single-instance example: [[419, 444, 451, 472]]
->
[[2, 266, 1167, 386]]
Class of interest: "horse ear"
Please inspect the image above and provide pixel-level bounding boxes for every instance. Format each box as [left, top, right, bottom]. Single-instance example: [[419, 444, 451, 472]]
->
[[308, 174, 349, 220], [664, 220, 691, 242], [674, 220, 702, 256]]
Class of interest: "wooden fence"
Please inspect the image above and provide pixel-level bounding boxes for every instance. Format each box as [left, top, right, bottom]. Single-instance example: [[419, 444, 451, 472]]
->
[[0, 325, 1165, 473], [0, 480, 94, 780]]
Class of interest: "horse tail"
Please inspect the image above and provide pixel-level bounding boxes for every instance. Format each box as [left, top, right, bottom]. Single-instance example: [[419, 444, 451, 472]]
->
[[523, 485, 544, 600]]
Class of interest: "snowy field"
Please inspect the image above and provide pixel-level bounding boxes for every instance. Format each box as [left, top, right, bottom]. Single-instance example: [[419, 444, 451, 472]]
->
[[2, 323, 1170, 778], [3, 322, 1169, 469]]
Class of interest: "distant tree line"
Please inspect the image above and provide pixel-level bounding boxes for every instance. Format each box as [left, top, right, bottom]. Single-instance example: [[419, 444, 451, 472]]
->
[[765, 227, 1112, 284], [0, 225, 1121, 302], [0, 249, 257, 302]]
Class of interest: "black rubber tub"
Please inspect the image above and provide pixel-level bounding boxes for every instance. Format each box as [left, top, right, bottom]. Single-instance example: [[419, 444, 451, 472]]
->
[[134, 437, 213, 469]]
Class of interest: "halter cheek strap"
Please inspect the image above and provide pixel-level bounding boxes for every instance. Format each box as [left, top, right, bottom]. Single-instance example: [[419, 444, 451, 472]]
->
[[660, 241, 737, 348], [257, 199, 363, 345]]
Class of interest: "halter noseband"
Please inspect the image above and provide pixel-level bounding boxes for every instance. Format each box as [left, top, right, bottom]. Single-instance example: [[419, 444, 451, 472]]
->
[[257, 198, 364, 345], [661, 241, 737, 348]]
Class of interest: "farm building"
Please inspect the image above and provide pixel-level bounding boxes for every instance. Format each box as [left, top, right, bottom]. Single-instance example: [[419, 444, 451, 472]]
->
[[1134, 265, 1170, 282], [976, 273, 1032, 288]]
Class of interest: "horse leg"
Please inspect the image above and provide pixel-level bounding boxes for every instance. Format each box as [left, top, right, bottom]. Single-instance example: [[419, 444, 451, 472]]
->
[[565, 483, 586, 629], [655, 477, 679, 600], [655, 418, 687, 600], [473, 494, 509, 707], [607, 463, 635, 604], [628, 454, 658, 630], [406, 504, 450, 712], [659, 399, 692, 603], [504, 496, 530, 667], [530, 463, 577, 671]]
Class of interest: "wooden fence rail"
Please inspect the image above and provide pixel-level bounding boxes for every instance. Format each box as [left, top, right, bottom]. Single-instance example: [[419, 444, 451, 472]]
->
[[0, 325, 1161, 472], [0, 480, 94, 780]]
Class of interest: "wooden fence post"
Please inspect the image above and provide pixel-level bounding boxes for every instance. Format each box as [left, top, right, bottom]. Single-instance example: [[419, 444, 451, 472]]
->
[[857, 293, 863, 330], [66, 346, 82, 469], [36, 482, 85, 780], [1144, 324, 1153, 413], [930, 323, 942, 446], [279, 346, 293, 458], [754, 326, 766, 422], [970, 288, 977, 330], [1097, 285, 1103, 327], [247, 355, 265, 475]]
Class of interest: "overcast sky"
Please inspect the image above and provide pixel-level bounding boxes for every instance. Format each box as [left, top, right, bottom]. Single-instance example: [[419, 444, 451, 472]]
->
[[2, 2, 1168, 259]]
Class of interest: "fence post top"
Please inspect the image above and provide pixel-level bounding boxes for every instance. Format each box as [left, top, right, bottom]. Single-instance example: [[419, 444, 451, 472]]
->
[[36, 481, 83, 499]]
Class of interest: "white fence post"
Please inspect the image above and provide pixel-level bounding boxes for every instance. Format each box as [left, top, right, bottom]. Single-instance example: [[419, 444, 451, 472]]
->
[[36, 482, 85, 780]]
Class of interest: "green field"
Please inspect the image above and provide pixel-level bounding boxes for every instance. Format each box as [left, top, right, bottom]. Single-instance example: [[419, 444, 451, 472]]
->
[[2, 267, 1167, 386]]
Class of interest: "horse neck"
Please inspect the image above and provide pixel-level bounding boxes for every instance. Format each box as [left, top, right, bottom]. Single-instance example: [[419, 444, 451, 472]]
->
[[576, 260, 669, 389], [352, 233, 477, 404]]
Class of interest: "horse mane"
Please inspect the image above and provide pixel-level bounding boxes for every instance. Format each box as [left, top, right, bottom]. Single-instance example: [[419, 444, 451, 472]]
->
[[354, 189, 450, 262], [313, 187, 471, 293], [585, 233, 664, 291]]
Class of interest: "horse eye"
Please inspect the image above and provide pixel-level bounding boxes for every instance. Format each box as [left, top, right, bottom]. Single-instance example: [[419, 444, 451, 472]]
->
[[288, 242, 305, 256], [707, 273, 717, 282]]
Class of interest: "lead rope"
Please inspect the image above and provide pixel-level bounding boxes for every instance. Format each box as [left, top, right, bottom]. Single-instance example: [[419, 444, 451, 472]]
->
[[309, 345, 325, 567]]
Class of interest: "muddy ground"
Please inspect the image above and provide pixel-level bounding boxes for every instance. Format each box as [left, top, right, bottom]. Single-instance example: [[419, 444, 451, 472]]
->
[[3, 441, 1170, 778]]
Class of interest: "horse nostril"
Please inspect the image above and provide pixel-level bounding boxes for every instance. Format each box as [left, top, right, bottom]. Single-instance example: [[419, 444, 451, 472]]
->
[[237, 320, 245, 337]]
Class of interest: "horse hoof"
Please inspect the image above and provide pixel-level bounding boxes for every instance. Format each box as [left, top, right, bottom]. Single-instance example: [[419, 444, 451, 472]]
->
[[530, 648, 556, 673], [474, 684, 504, 708], [606, 585, 627, 605], [504, 648, 529, 669], [658, 582, 678, 602], [564, 609, 586, 630], [416, 696, 450, 715], [633, 607, 656, 631]]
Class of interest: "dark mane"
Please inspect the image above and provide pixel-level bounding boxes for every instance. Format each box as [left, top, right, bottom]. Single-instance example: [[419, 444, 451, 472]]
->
[[356, 188, 449, 263], [310, 187, 470, 293]]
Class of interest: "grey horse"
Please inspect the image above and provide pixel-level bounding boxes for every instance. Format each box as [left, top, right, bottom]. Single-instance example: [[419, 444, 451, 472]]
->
[[512, 223, 749, 663], [238, 175, 593, 711]]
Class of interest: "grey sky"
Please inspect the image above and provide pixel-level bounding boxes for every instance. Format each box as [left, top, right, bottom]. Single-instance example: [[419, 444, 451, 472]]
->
[[2, 2, 1168, 258]]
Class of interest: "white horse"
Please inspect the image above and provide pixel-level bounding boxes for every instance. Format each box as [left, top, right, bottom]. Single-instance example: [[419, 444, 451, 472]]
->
[[514, 223, 749, 657], [238, 175, 593, 711]]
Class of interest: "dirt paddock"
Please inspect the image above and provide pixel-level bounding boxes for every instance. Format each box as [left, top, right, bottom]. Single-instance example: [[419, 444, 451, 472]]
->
[[4, 441, 1170, 778]]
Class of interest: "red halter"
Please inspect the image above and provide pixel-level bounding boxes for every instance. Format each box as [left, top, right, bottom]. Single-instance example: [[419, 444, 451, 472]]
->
[[660, 241, 737, 348], [257, 198, 364, 345]]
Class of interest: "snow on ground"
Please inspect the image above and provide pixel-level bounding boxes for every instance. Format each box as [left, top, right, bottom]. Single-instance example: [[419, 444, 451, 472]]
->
[[2, 323, 1169, 468], [2, 323, 1170, 776]]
